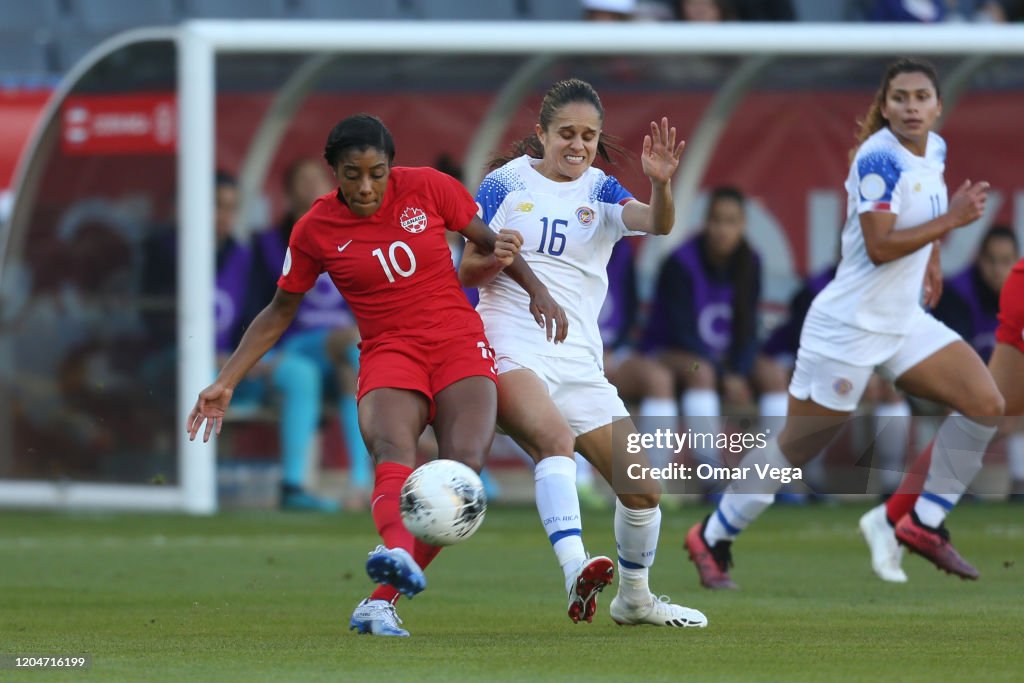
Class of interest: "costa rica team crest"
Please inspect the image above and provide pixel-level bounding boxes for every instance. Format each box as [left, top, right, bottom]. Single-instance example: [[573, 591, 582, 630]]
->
[[832, 378, 854, 396], [400, 207, 428, 233], [576, 206, 595, 226]]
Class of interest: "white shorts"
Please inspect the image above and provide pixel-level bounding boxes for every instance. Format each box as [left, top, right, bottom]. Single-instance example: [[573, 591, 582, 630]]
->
[[790, 308, 960, 412], [495, 352, 629, 437]]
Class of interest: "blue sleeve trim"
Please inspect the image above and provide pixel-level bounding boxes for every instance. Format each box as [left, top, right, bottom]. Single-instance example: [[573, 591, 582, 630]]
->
[[594, 174, 634, 206], [475, 175, 511, 225]]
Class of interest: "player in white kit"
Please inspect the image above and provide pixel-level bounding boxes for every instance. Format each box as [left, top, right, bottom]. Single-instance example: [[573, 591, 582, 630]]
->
[[685, 58, 1004, 589], [460, 78, 706, 627]]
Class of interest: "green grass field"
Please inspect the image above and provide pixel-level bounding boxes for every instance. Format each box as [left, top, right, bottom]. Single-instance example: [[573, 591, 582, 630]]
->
[[2, 503, 1021, 682]]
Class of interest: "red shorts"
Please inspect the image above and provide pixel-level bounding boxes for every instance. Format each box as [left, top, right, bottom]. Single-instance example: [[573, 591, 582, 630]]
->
[[357, 332, 497, 421], [995, 262, 1024, 354]]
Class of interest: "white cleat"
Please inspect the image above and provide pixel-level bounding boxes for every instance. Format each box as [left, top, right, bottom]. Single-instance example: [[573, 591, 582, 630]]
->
[[349, 598, 409, 637], [859, 504, 908, 583], [610, 593, 708, 628]]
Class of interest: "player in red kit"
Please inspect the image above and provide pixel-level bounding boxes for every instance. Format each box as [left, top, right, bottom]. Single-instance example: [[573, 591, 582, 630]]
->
[[861, 256, 1024, 580], [187, 114, 566, 636]]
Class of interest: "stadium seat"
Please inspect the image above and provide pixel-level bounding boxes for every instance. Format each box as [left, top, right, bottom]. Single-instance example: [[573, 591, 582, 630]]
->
[[65, 0, 178, 32], [792, 0, 848, 21], [0, 32, 52, 79], [411, 0, 523, 20], [181, 0, 291, 19], [526, 0, 584, 20], [53, 31, 111, 72], [295, 0, 412, 20], [0, 0, 61, 31]]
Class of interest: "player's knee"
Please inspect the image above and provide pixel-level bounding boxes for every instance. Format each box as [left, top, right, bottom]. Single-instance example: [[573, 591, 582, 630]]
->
[[687, 359, 716, 389], [970, 389, 1005, 419], [443, 447, 487, 472], [363, 434, 417, 466], [645, 364, 675, 398], [618, 490, 660, 509], [540, 432, 576, 459]]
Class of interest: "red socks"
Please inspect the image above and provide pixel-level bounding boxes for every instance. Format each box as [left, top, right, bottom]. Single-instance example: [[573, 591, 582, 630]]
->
[[370, 462, 416, 553], [885, 440, 934, 526], [368, 462, 443, 604]]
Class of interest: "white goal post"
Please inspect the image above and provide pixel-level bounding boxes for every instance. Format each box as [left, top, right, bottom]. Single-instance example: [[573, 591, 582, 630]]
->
[[3, 21, 1023, 514]]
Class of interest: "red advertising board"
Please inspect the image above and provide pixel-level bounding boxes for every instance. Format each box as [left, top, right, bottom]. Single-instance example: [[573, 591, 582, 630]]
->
[[61, 93, 176, 155]]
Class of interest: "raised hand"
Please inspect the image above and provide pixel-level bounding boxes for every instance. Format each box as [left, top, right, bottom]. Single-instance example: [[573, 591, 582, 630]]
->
[[947, 179, 989, 229], [186, 382, 234, 443], [641, 117, 686, 186]]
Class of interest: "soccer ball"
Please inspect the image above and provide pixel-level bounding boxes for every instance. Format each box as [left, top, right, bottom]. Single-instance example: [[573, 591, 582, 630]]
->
[[399, 459, 487, 546]]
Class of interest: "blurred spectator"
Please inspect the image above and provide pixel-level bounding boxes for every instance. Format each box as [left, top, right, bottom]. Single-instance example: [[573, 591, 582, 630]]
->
[[642, 186, 788, 464], [865, 0, 946, 21], [600, 239, 677, 426], [677, 0, 736, 21], [246, 157, 373, 509], [933, 225, 1018, 362], [977, 0, 1024, 20], [733, 0, 796, 20], [213, 170, 339, 512], [583, 0, 638, 20], [12, 220, 150, 478], [576, 238, 679, 506]]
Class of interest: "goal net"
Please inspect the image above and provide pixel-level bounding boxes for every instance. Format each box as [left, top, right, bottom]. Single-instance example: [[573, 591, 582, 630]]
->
[[1, 21, 1022, 512]]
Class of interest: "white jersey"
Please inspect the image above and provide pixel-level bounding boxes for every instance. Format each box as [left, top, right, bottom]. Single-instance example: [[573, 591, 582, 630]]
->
[[474, 155, 639, 359], [810, 127, 947, 335]]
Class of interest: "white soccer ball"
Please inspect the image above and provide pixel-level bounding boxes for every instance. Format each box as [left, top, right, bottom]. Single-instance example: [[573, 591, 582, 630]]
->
[[400, 459, 487, 546]]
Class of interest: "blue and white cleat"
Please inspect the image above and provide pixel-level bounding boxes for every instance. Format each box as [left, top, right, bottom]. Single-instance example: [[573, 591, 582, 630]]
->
[[349, 598, 409, 637], [365, 545, 426, 598]]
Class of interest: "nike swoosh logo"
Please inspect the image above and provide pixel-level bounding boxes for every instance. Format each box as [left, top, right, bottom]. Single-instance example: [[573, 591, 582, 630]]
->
[[337, 240, 353, 252]]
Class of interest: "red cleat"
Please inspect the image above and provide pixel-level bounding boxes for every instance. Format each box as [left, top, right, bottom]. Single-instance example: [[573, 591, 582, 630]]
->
[[895, 512, 979, 580], [567, 556, 615, 623], [685, 517, 738, 590]]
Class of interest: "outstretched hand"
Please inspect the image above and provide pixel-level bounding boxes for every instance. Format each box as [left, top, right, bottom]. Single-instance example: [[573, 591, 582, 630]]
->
[[186, 383, 234, 443], [641, 117, 686, 186]]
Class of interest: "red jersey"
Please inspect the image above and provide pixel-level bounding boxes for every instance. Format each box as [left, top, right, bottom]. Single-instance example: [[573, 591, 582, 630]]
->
[[995, 257, 1024, 354], [278, 166, 484, 347]]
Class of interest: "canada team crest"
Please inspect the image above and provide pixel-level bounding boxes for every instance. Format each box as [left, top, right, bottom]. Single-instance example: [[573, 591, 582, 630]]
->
[[400, 206, 428, 233], [576, 206, 595, 226]]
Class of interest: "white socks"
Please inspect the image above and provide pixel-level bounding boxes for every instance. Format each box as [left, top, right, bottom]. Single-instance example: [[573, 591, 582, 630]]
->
[[704, 438, 793, 545], [682, 389, 722, 465], [874, 400, 912, 493], [1008, 432, 1024, 484], [639, 397, 678, 418], [915, 414, 996, 527], [614, 499, 660, 604], [534, 455, 586, 584], [574, 452, 595, 487]]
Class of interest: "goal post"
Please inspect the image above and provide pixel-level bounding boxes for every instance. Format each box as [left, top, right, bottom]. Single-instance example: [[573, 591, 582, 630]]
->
[[2, 21, 1023, 513]]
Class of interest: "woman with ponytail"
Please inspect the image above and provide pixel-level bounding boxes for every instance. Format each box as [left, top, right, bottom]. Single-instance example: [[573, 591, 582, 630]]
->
[[686, 58, 1003, 590], [461, 78, 708, 628]]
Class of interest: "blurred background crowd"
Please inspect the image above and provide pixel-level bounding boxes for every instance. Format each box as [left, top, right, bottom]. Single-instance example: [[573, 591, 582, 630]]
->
[[1, 0, 1022, 512]]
